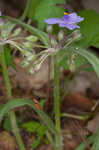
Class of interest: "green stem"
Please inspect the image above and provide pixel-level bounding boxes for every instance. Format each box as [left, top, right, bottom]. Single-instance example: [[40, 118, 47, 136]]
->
[[20, 0, 31, 21], [0, 47, 25, 150], [0, 52, 12, 98], [54, 54, 62, 150]]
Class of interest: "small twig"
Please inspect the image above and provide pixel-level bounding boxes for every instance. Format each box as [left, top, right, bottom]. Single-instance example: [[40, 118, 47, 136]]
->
[[61, 113, 90, 121]]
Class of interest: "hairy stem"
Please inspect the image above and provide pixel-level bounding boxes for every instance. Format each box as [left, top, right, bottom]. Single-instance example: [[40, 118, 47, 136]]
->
[[54, 54, 62, 150], [0, 46, 25, 150]]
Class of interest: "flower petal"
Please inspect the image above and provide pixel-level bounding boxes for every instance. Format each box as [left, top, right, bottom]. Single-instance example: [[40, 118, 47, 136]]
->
[[69, 13, 84, 23], [45, 18, 63, 24], [59, 23, 80, 30], [63, 15, 70, 20], [70, 13, 78, 18]]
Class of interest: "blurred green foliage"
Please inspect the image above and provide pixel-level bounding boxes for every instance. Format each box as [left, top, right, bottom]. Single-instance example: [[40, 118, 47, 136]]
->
[[22, 121, 47, 149], [28, 0, 66, 29], [77, 10, 99, 48]]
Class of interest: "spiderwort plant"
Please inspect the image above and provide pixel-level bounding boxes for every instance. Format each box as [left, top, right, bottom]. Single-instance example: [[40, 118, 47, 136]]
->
[[1, 2, 99, 149], [45, 12, 84, 150], [0, 5, 84, 150]]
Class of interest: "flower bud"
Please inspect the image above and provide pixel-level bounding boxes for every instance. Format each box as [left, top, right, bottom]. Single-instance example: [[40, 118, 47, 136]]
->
[[21, 60, 29, 67], [29, 67, 34, 74], [22, 50, 32, 57], [1, 30, 8, 39], [12, 28, 21, 36], [71, 30, 82, 41], [23, 42, 33, 49], [51, 36, 57, 48], [26, 55, 35, 62], [68, 54, 76, 72], [46, 25, 53, 33], [26, 35, 38, 42], [29, 64, 41, 74], [34, 63, 41, 72], [58, 30, 64, 41]]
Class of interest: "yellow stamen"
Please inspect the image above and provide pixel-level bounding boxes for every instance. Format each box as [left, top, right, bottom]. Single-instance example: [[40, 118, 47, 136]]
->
[[64, 12, 70, 15]]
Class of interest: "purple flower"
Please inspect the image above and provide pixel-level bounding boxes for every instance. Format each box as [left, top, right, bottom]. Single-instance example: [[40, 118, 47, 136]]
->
[[0, 11, 3, 24], [45, 13, 84, 30], [0, 11, 2, 16]]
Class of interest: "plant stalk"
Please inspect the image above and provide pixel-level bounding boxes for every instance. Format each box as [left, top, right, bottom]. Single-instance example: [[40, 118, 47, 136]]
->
[[0, 47, 25, 150], [20, 0, 31, 21], [54, 54, 62, 150]]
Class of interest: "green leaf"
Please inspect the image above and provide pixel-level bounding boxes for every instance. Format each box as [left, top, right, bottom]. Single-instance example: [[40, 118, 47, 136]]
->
[[1, 15, 49, 46], [91, 32, 99, 48], [32, 135, 44, 149], [92, 130, 99, 150], [73, 48, 99, 77], [22, 121, 42, 133], [22, 121, 47, 148], [76, 133, 97, 150], [62, 46, 99, 78], [34, 0, 66, 29], [78, 10, 99, 48], [3, 115, 12, 132], [74, 55, 88, 68], [0, 98, 57, 135], [28, 0, 41, 20], [3, 115, 22, 132], [33, 124, 47, 148], [3, 45, 16, 70], [60, 54, 89, 70]]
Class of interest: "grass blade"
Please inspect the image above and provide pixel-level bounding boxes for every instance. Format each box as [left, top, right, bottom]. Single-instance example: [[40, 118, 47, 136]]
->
[[0, 98, 57, 135]]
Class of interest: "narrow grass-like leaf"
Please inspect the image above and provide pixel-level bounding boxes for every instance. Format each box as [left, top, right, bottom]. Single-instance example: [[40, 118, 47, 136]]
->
[[62, 46, 99, 78], [4, 45, 16, 70], [76, 133, 97, 150], [1, 16, 49, 46], [0, 98, 56, 135]]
